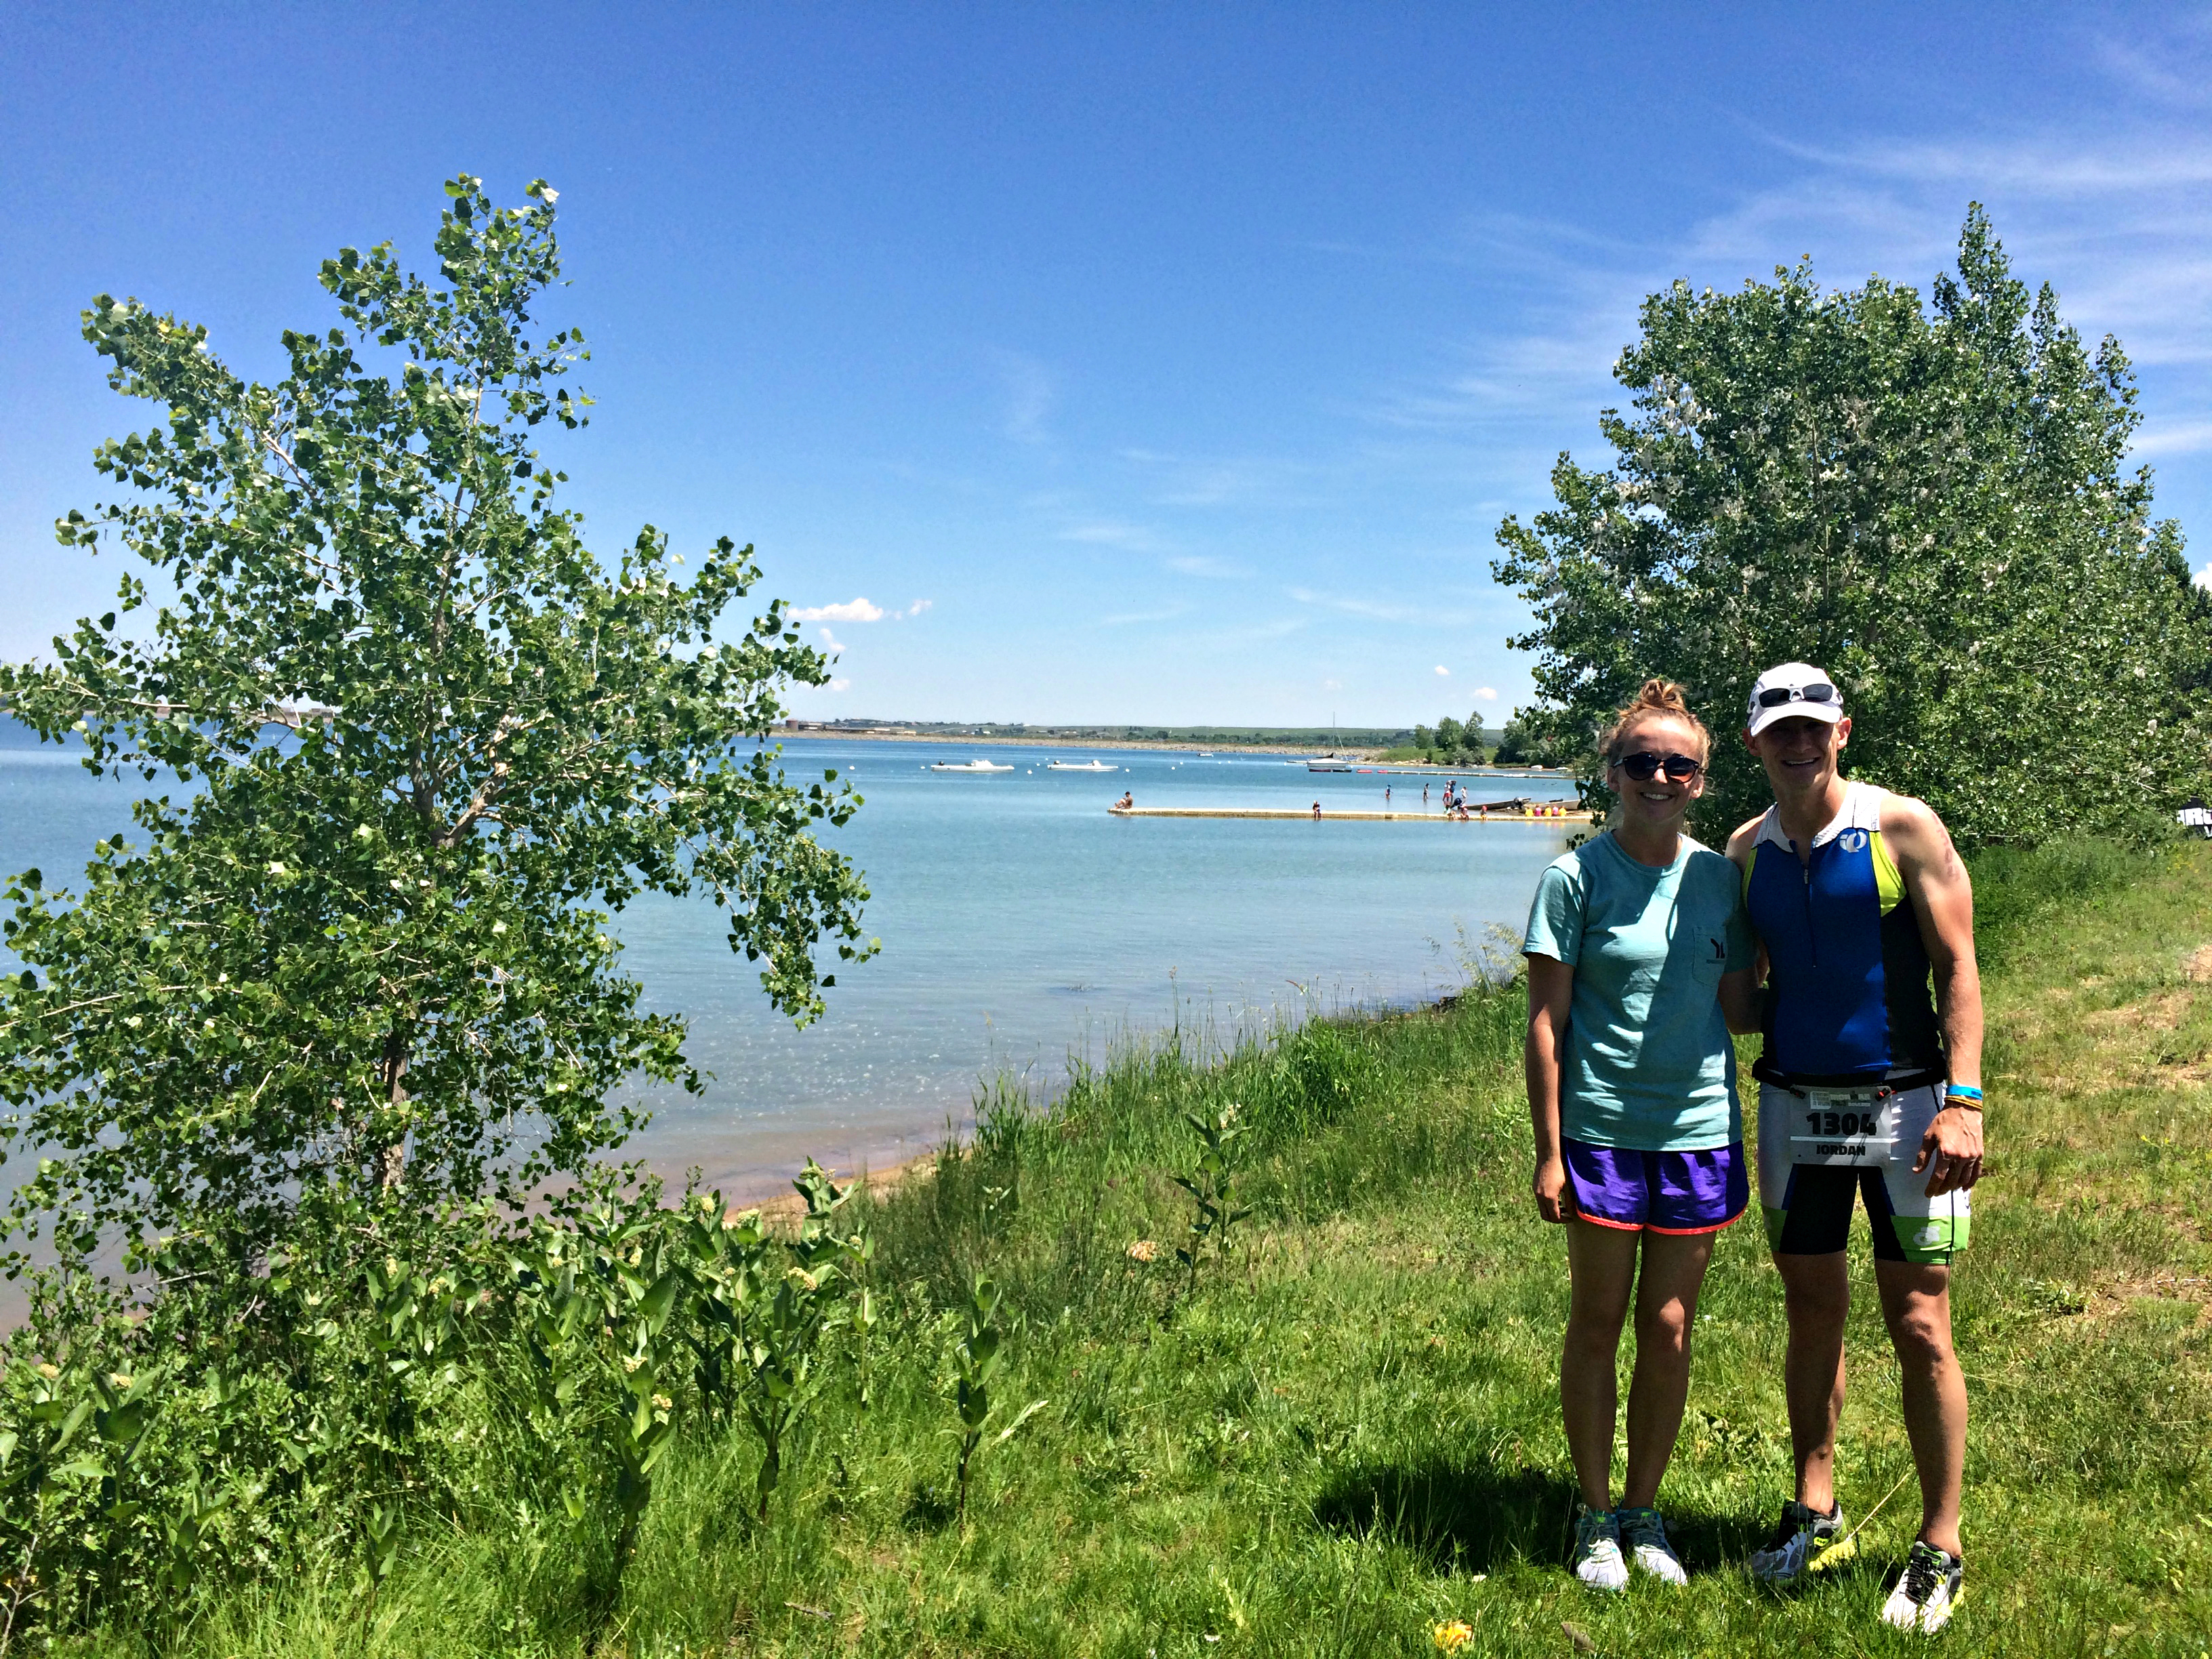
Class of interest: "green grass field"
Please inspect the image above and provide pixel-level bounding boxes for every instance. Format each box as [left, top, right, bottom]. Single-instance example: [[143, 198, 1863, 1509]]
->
[[90, 840, 2212, 1658]]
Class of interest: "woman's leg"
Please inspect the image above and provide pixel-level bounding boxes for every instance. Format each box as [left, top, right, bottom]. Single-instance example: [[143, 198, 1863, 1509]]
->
[[1563, 1218, 1641, 1511], [1620, 1228, 1719, 1509]]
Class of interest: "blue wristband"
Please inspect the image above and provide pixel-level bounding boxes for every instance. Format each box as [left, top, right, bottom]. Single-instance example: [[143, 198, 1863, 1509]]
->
[[1945, 1084, 1982, 1106]]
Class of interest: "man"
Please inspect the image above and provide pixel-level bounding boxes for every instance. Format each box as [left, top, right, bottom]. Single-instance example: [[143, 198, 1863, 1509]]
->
[[1725, 663, 1984, 1635]]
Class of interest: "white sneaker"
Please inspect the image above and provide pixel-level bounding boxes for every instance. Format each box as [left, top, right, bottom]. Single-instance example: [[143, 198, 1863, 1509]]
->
[[1570, 1504, 1628, 1592], [1748, 1498, 1854, 1583], [1881, 1542, 1965, 1633], [1614, 1507, 1687, 1585]]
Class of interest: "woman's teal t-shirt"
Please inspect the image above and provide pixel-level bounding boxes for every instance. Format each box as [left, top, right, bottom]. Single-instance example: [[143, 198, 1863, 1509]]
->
[[1521, 832, 1753, 1151]]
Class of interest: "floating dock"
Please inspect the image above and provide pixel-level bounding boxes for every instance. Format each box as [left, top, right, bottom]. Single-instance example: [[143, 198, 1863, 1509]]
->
[[1109, 804, 1592, 822]]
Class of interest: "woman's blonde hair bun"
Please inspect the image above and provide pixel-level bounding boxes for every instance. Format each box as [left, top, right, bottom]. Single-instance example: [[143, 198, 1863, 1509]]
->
[[1600, 678, 1712, 765]]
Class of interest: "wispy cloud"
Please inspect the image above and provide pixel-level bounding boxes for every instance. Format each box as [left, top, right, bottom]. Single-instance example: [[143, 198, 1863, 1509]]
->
[[792, 596, 886, 623], [1164, 554, 1251, 579], [1434, 664, 1450, 676], [1289, 588, 1483, 627], [816, 626, 846, 653], [1059, 520, 1160, 550], [2135, 419, 2212, 457], [1118, 447, 1324, 510], [1101, 605, 1188, 627], [1474, 687, 1500, 701], [991, 349, 1054, 446]]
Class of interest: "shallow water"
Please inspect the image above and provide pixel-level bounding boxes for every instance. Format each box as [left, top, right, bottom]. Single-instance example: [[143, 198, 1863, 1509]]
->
[[0, 726, 1575, 1202]]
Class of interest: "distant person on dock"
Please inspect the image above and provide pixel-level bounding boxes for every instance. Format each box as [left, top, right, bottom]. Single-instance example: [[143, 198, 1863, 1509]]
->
[[1114, 791, 1133, 810], [1311, 801, 1322, 819], [1726, 662, 1983, 1634], [1523, 678, 1759, 1595]]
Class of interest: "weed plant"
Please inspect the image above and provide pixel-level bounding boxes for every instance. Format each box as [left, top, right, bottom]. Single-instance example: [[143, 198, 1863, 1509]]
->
[[4, 842, 2210, 1656]]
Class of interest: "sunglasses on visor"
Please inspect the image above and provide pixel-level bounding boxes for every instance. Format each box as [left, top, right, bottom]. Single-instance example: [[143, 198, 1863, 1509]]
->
[[1613, 751, 1704, 782], [1754, 682, 1839, 709]]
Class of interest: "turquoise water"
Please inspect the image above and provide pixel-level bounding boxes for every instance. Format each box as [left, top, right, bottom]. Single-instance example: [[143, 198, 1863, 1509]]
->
[[0, 725, 1574, 1198]]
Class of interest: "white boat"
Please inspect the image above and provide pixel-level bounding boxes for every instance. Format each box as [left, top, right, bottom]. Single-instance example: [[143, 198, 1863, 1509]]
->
[[1306, 756, 1354, 772], [929, 758, 1015, 773], [1046, 759, 1118, 772]]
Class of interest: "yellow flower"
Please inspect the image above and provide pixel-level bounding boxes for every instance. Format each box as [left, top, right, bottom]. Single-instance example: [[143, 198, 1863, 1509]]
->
[[1126, 1240, 1159, 1263], [1433, 1619, 1473, 1654]]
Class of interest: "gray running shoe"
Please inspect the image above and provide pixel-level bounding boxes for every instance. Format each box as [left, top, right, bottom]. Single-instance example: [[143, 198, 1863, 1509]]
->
[[1748, 1498, 1853, 1583], [1570, 1503, 1629, 1592], [1615, 1506, 1687, 1585], [1881, 1542, 1965, 1633]]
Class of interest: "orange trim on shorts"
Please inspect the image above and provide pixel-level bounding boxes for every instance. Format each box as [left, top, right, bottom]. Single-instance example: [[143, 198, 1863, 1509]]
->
[[1568, 1208, 1644, 1231], [1569, 1200, 1747, 1236], [1644, 1201, 1748, 1237]]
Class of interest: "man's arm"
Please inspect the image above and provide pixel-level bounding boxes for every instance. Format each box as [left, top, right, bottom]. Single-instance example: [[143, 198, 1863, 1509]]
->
[[1721, 815, 1769, 1036], [1525, 954, 1574, 1224], [1885, 794, 1986, 1195], [1719, 968, 1763, 1036]]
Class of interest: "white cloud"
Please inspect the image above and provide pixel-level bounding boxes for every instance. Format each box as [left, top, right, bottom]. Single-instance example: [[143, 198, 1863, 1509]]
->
[[1434, 664, 1450, 676], [817, 626, 845, 653], [1164, 554, 1252, 579], [1475, 686, 1500, 701], [1101, 606, 1188, 626], [1288, 587, 1483, 626], [901, 598, 933, 618], [791, 597, 886, 623], [2136, 419, 2212, 457], [1059, 521, 1160, 550], [990, 349, 1053, 446], [2196, 562, 2212, 590], [825, 677, 852, 692]]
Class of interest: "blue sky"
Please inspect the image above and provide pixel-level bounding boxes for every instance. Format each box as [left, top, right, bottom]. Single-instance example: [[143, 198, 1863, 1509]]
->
[[4, 3, 2210, 729]]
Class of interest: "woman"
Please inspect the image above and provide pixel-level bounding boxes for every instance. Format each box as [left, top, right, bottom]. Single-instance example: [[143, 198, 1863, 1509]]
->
[[1522, 679, 1760, 1591]]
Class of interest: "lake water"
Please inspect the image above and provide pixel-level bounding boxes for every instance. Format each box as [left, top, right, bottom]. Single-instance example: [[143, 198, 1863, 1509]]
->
[[0, 725, 1575, 1202]]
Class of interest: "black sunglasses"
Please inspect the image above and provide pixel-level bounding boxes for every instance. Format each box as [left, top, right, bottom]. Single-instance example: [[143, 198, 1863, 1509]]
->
[[1613, 750, 1704, 782], [1754, 682, 1839, 709]]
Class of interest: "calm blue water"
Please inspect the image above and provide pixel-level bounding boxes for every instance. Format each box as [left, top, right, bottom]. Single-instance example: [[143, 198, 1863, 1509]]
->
[[0, 724, 1574, 1197]]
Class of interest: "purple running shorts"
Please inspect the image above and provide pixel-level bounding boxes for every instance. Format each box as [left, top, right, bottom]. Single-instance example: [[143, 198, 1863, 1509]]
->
[[1561, 1139, 1748, 1234]]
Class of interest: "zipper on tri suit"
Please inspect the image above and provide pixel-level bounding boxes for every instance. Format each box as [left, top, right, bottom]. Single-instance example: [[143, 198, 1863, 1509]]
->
[[1800, 843, 1817, 965]]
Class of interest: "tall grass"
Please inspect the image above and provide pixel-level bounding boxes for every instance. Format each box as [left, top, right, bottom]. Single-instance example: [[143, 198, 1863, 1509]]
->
[[42, 840, 2212, 1656]]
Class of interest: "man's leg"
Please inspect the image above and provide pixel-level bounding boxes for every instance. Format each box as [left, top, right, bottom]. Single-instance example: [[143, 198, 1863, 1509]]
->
[[1773, 1250, 1851, 1512], [1620, 1228, 1719, 1509], [1563, 1219, 1640, 1511], [1873, 1259, 1965, 1557]]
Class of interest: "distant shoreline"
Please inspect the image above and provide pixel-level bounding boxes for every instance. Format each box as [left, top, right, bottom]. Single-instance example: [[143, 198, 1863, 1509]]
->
[[772, 728, 1554, 769], [775, 728, 1368, 757]]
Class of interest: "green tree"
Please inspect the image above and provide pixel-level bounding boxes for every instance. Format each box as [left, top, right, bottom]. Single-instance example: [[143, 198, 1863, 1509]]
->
[[1432, 715, 1465, 760], [0, 175, 872, 1278], [1492, 205, 2212, 842]]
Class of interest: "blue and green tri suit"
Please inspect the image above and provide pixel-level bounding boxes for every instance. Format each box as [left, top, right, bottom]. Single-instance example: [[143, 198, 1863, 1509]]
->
[[1744, 781, 1968, 1263]]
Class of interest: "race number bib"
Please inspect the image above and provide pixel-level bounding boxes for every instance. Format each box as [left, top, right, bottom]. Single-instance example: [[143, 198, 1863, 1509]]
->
[[1787, 1089, 1902, 1166]]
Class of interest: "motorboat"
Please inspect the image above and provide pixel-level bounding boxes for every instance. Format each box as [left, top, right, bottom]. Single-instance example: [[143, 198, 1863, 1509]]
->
[[928, 758, 1015, 773], [1046, 759, 1118, 771]]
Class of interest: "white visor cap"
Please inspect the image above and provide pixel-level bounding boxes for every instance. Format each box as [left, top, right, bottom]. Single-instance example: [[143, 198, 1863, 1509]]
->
[[1746, 661, 1845, 737]]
